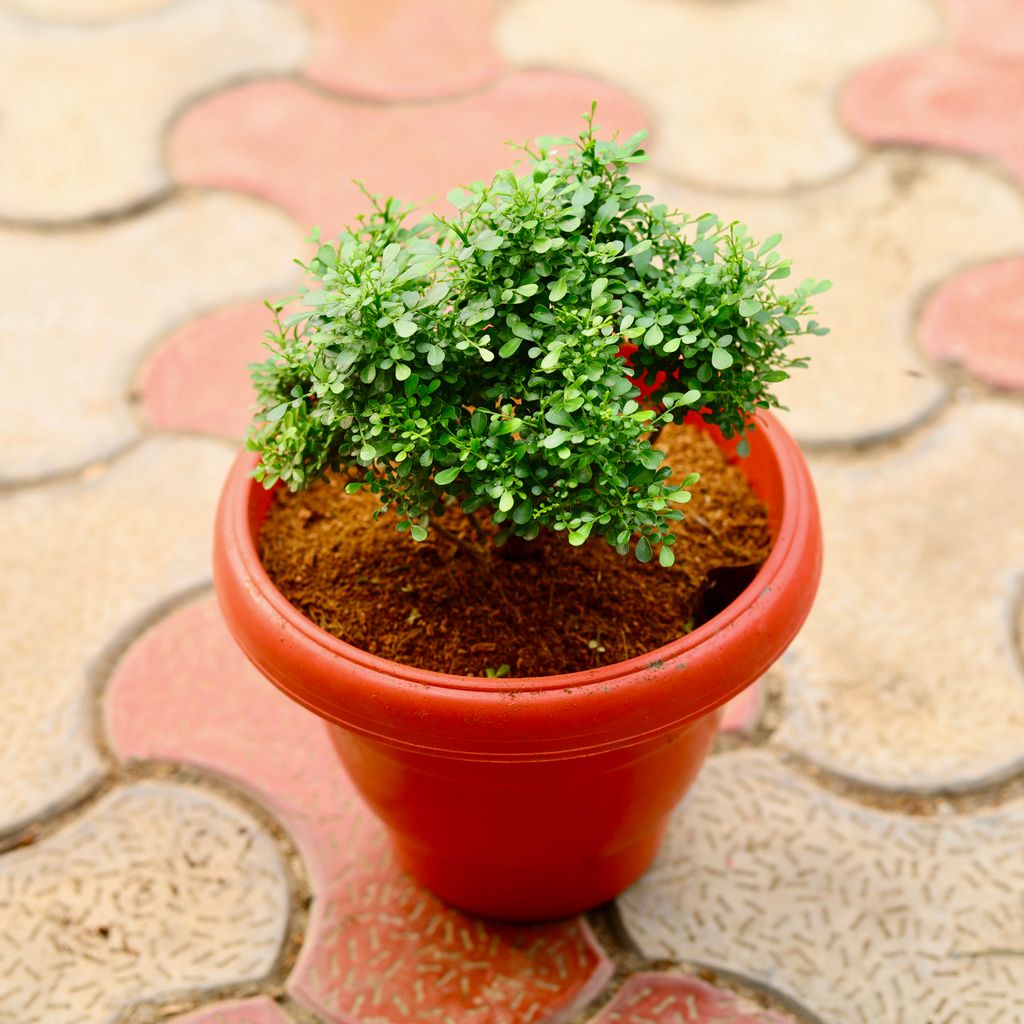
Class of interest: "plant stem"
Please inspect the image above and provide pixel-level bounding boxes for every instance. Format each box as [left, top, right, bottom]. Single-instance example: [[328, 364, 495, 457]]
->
[[431, 520, 488, 562]]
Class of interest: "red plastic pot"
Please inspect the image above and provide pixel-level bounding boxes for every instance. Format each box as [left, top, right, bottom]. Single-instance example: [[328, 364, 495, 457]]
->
[[213, 412, 821, 920]]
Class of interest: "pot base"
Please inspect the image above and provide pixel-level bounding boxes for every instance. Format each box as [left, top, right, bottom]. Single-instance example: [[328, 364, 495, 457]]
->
[[390, 824, 665, 921]]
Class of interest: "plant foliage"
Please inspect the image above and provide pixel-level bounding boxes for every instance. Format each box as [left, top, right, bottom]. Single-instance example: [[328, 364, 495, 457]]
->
[[248, 107, 829, 564]]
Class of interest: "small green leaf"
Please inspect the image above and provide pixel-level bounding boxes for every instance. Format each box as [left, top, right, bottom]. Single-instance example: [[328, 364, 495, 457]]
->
[[266, 402, 290, 422], [359, 444, 377, 462], [434, 466, 461, 485], [591, 277, 608, 301], [499, 337, 523, 358], [549, 279, 568, 302], [394, 320, 417, 338], [635, 535, 653, 563], [411, 525, 428, 542], [659, 545, 675, 567], [475, 230, 504, 251], [644, 324, 663, 346], [758, 232, 782, 256], [711, 346, 733, 370]]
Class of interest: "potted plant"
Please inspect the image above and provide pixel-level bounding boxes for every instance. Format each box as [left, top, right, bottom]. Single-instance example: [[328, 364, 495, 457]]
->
[[213, 109, 828, 920]]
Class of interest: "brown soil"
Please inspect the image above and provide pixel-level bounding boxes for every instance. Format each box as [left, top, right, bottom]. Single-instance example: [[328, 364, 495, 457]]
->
[[258, 423, 771, 677]]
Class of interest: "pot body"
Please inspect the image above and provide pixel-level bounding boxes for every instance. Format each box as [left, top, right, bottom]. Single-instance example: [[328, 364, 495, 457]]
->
[[213, 413, 822, 920], [327, 711, 720, 919]]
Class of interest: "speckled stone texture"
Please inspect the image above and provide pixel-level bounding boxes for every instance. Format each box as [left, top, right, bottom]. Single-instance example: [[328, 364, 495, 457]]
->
[[773, 402, 1024, 791], [0, 0, 309, 221], [0, 784, 289, 1024], [106, 596, 613, 1024], [496, 0, 940, 191], [619, 750, 1024, 1022], [168, 998, 291, 1024], [591, 974, 796, 1024], [0, 193, 300, 481], [0, 438, 232, 836]]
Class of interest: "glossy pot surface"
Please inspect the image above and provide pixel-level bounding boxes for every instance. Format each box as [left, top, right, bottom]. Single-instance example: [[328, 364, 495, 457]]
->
[[213, 412, 822, 919]]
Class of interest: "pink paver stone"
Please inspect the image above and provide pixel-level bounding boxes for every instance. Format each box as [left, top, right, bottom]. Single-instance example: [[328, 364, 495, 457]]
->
[[295, 0, 501, 100], [105, 597, 613, 1024], [139, 302, 272, 438], [169, 997, 289, 1024], [168, 72, 649, 237], [591, 973, 794, 1024], [944, 0, 1024, 59], [718, 679, 764, 736], [920, 259, 1024, 391], [842, 50, 1024, 183]]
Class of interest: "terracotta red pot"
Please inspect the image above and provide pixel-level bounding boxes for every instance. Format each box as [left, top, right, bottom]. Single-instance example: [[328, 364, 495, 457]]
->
[[213, 412, 821, 920]]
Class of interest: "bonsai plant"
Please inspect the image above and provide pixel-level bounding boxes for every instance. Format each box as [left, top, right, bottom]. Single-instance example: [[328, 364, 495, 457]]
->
[[214, 109, 827, 919]]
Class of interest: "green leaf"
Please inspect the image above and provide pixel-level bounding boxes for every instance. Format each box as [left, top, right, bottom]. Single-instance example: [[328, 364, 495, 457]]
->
[[475, 230, 504, 251], [758, 232, 782, 256], [738, 298, 761, 316], [359, 444, 377, 462], [394, 319, 417, 338], [549, 279, 568, 302], [693, 239, 715, 264], [658, 545, 675, 568], [266, 402, 290, 423], [411, 525, 428, 542], [711, 346, 733, 370], [498, 491, 514, 512], [434, 466, 461, 485], [644, 324, 663, 346], [541, 429, 571, 449], [591, 277, 608, 301], [499, 337, 523, 358], [635, 535, 653, 563]]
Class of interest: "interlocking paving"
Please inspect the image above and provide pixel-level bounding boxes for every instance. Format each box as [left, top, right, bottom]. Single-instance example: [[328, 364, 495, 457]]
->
[[168, 998, 291, 1024], [496, 0, 940, 191], [0, 0, 308, 221], [619, 751, 1024, 1022], [167, 72, 648, 238], [0, 784, 288, 1024], [0, 193, 300, 480], [4, 0, 1024, 1021], [0, 438, 232, 835], [590, 974, 795, 1024], [773, 402, 1024, 790]]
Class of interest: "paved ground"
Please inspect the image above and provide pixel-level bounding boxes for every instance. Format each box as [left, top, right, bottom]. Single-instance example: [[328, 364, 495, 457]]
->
[[2, 1, 1023, 1022]]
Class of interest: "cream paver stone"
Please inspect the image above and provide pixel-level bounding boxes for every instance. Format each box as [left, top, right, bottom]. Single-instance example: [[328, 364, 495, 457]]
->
[[6, 0, 175, 20], [619, 749, 1024, 1023], [0, 0, 308, 221], [637, 151, 1024, 445], [495, 0, 940, 192], [0, 783, 288, 1024], [0, 191, 302, 482], [0, 436, 233, 836], [773, 400, 1024, 790]]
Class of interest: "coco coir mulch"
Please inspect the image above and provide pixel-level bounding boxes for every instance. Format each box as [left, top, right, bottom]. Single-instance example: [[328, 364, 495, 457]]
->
[[258, 423, 771, 677]]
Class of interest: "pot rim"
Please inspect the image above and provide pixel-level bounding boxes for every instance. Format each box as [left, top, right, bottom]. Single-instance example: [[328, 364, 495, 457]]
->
[[218, 410, 817, 697]]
